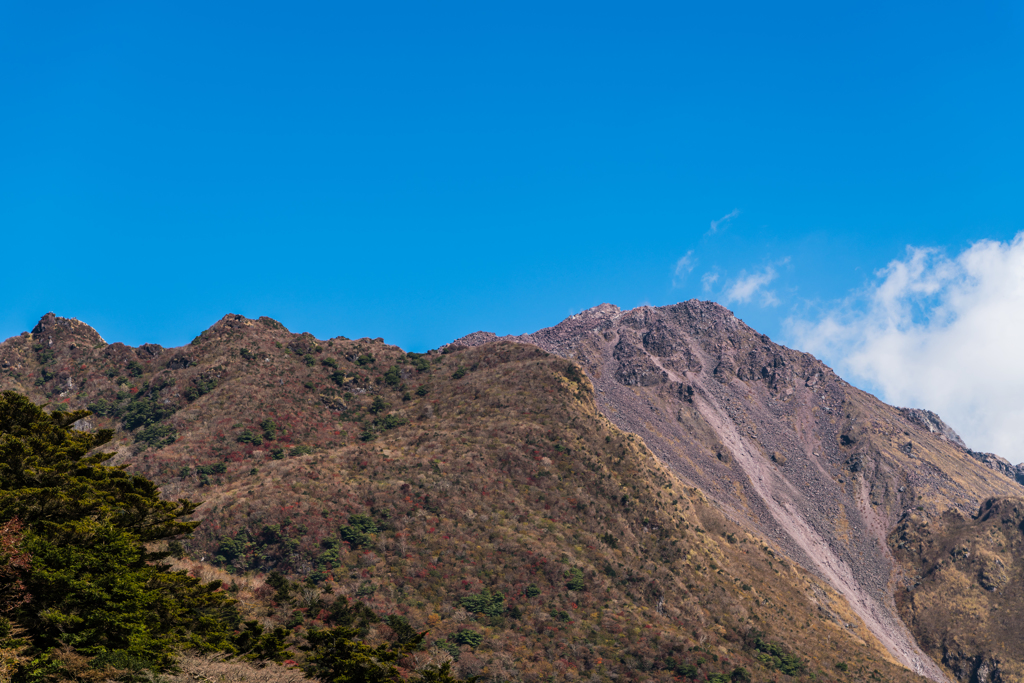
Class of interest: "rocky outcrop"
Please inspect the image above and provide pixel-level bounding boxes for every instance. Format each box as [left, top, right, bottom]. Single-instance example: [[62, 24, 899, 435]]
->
[[964, 450, 1024, 487]]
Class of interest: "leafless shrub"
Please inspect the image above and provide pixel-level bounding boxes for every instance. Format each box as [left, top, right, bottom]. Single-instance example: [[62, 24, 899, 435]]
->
[[296, 584, 324, 610], [159, 652, 308, 683]]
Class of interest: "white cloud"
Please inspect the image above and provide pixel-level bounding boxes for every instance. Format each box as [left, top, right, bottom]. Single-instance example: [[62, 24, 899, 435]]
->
[[701, 271, 719, 292], [709, 209, 740, 235], [672, 250, 696, 287], [786, 233, 1024, 463], [724, 267, 778, 306], [674, 251, 696, 277]]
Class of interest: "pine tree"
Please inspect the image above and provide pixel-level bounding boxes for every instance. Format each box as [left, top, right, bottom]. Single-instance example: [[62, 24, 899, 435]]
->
[[0, 391, 237, 677]]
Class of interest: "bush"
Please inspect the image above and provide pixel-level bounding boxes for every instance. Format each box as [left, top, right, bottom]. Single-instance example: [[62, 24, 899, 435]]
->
[[376, 414, 408, 430], [185, 377, 218, 401], [233, 620, 294, 662], [457, 589, 505, 617], [416, 385, 429, 397], [451, 630, 482, 648], [451, 366, 467, 380], [369, 396, 390, 414], [565, 566, 586, 591], [340, 514, 378, 548], [121, 397, 176, 430], [730, 667, 751, 683], [525, 584, 541, 598], [752, 636, 805, 676], [260, 419, 277, 440], [87, 399, 111, 416], [137, 423, 177, 448], [237, 429, 263, 446], [383, 366, 401, 387]]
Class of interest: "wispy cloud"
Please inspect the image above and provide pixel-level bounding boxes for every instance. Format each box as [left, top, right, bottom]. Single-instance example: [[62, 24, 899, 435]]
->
[[672, 250, 696, 287], [701, 271, 719, 292], [724, 266, 779, 306], [708, 209, 740, 235], [785, 233, 1024, 463]]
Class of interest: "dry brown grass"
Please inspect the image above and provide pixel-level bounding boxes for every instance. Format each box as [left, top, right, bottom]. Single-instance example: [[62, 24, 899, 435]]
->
[[892, 498, 1024, 682], [157, 653, 307, 683]]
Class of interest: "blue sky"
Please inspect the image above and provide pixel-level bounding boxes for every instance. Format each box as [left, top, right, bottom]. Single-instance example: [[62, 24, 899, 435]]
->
[[3, 2, 1024, 456]]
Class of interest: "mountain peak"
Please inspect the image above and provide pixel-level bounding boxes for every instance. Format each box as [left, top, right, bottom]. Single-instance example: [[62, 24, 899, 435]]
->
[[30, 312, 105, 347]]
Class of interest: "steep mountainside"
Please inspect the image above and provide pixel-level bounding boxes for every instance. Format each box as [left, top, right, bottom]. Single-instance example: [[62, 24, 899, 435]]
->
[[0, 313, 931, 683], [451, 301, 1023, 681], [891, 497, 1024, 683]]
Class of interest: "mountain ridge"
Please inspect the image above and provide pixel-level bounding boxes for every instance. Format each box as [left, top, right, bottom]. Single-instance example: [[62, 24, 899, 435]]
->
[[2, 304, 1022, 681]]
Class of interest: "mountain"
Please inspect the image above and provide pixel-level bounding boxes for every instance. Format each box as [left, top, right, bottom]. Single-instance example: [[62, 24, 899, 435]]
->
[[449, 301, 1024, 682], [1, 304, 1020, 682]]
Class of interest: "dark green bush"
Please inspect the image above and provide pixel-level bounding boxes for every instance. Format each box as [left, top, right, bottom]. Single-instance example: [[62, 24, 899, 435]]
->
[[753, 636, 805, 675], [451, 629, 482, 648], [121, 397, 176, 430], [457, 589, 505, 617], [233, 620, 294, 662], [730, 667, 751, 683], [137, 423, 177, 448], [565, 566, 586, 591], [340, 513, 378, 548], [237, 429, 263, 445]]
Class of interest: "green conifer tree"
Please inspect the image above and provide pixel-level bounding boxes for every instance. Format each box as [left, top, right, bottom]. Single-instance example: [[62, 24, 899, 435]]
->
[[0, 391, 237, 677]]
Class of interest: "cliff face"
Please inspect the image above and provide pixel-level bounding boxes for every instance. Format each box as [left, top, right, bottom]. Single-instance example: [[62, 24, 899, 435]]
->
[[452, 300, 1022, 680]]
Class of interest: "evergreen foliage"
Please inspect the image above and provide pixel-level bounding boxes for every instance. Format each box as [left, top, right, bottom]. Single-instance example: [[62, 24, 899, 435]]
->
[[0, 391, 238, 676], [457, 589, 505, 617]]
